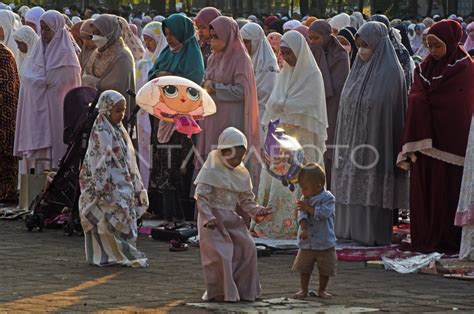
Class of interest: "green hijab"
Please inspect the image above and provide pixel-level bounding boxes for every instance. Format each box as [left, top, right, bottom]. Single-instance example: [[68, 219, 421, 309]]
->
[[149, 14, 204, 84]]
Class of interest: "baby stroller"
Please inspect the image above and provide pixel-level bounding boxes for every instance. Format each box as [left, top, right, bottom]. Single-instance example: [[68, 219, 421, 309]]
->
[[25, 87, 99, 234]]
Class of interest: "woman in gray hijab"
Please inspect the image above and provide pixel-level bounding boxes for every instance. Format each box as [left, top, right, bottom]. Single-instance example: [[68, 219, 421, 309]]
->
[[332, 22, 409, 246], [82, 14, 136, 118], [371, 14, 413, 90]]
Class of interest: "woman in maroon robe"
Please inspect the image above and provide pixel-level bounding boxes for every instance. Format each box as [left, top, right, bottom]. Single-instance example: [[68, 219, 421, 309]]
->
[[398, 20, 474, 253]]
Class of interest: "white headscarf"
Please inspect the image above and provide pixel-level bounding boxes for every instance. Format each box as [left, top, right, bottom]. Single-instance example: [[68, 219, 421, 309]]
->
[[410, 23, 425, 52], [329, 13, 351, 32], [71, 16, 81, 24], [136, 21, 167, 89], [283, 19, 302, 31], [18, 6, 30, 17], [407, 23, 416, 41], [153, 15, 165, 22], [13, 25, 39, 75], [24, 6, 44, 34], [194, 127, 252, 193], [141, 21, 167, 63], [350, 12, 365, 29], [240, 22, 279, 114], [0, 10, 21, 61], [262, 31, 327, 140]]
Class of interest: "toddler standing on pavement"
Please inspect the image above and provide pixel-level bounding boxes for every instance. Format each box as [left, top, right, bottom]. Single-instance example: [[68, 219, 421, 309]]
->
[[292, 163, 337, 299]]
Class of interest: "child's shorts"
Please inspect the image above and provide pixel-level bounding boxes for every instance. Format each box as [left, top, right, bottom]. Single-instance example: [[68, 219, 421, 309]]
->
[[292, 247, 337, 277]]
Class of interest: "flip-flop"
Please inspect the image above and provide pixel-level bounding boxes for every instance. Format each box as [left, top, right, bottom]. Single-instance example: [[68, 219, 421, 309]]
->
[[169, 239, 188, 252]]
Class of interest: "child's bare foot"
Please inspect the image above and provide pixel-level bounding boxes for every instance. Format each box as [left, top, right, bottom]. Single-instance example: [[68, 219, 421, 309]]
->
[[318, 291, 332, 299], [293, 290, 308, 299]]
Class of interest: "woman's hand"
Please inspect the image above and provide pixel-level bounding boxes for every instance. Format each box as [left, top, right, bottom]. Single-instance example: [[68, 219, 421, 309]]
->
[[203, 80, 216, 95]]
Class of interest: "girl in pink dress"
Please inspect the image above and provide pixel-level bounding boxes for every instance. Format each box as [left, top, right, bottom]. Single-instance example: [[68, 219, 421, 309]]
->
[[194, 127, 271, 302]]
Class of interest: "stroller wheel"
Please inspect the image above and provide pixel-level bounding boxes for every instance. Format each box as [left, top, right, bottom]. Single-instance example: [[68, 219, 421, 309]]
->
[[37, 213, 45, 232], [64, 221, 74, 236], [25, 214, 35, 232]]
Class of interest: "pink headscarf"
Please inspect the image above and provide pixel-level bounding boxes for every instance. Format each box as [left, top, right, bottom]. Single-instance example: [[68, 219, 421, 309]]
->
[[206, 16, 260, 179], [295, 25, 309, 41], [31, 10, 80, 72], [129, 23, 138, 36], [195, 7, 222, 28], [464, 22, 474, 52], [267, 32, 284, 68]]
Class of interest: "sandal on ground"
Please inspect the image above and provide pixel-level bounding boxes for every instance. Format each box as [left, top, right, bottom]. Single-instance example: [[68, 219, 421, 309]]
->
[[169, 239, 188, 252]]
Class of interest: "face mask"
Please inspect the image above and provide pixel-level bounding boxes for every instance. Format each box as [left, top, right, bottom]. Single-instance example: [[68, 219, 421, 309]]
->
[[342, 44, 352, 55], [358, 47, 373, 62], [92, 35, 108, 49]]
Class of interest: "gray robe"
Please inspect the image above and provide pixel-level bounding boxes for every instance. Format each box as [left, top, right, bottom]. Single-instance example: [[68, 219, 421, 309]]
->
[[332, 22, 409, 246]]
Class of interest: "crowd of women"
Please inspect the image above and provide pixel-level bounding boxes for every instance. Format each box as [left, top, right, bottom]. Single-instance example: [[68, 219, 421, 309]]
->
[[0, 5, 473, 269]]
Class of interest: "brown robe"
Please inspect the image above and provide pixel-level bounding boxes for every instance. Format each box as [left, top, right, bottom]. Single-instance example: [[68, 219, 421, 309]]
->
[[0, 44, 20, 201]]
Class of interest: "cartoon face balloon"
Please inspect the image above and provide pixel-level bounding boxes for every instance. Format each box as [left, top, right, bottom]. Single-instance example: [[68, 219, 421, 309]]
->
[[136, 76, 216, 137], [263, 119, 305, 191]]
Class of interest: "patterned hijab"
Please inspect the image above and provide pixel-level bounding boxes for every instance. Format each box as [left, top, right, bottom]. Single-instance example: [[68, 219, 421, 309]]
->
[[336, 22, 406, 164], [98, 89, 125, 118], [80, 90, 147, 235], [371, 14, 413, 89], [118, 16, 145, 61], [267, 32, 284, 68]]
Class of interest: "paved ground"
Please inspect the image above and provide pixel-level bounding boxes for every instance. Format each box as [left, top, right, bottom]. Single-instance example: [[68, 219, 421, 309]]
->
[[1, 219, 473, 313]]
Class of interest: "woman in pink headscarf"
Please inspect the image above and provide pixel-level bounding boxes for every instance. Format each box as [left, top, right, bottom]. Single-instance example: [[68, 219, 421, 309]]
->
[[197, 16, 260, 192], [267, 32, 284, 68], [14, 10, 81, 169], [194, 7, 222, 67], [295, 25, 309, 43]]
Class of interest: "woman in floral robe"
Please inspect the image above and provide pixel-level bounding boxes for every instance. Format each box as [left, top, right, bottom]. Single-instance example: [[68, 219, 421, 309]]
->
[[79, 90, 148, 267]]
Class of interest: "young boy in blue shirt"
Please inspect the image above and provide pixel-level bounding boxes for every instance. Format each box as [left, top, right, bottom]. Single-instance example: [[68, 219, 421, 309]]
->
[[292, 163, 337, 299]]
